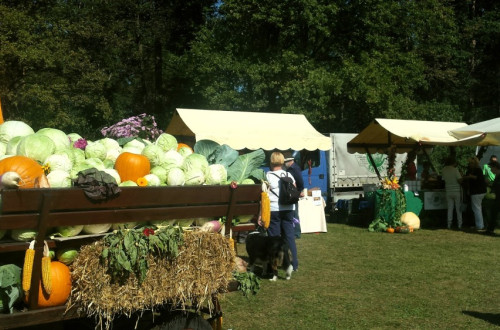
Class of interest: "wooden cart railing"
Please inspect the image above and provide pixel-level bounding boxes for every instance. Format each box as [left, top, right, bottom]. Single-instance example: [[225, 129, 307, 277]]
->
[[0, 184, 261, 329]]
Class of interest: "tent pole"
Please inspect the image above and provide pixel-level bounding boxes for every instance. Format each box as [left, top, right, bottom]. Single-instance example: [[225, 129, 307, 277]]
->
[[422, 148, 438, 174], [364, 146, 382, 180]]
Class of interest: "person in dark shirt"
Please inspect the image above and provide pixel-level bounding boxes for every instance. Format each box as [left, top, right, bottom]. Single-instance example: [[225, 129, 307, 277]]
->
[[486, 161, 500, 234], [284, 155, 304, 238], [463, 157, 487, 230]]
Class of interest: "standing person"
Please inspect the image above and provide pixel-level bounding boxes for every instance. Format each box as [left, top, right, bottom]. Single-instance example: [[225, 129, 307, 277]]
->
[[486, 161, 500, 235], [463, 157, 487, 230], [441, 157, 463, 229], [284, 153, 305, 238], [405, 151, 417, 180], [483, 155, 498, 186], [266, 151, 299, 272]]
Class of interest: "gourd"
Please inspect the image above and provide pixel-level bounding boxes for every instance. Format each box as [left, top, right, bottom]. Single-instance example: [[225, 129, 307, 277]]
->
[[401, 212, 420, 229], [386, 227, 395, 234], [25, 261, 71, 307], [114, 152, 151, 182], [0, 156, 44, 189]]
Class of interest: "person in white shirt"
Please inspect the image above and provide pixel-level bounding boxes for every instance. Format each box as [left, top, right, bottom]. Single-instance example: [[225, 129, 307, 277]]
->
[[265, 151, 299, 271], [441, 157, 463, 229]]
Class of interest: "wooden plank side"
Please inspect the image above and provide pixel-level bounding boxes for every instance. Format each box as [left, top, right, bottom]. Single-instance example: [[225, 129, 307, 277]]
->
[[0, 305, 80, 329], [0, 185, 261, 213]]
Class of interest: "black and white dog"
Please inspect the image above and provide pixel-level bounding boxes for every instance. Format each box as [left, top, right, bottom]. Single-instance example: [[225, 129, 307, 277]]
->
[[245, 231, 293, 281]]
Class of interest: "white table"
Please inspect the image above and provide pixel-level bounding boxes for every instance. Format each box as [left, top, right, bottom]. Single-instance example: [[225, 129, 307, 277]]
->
[[298, 196, 328, 233]]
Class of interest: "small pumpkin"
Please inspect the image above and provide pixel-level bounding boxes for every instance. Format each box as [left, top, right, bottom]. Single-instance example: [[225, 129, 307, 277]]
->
[[0, 155, 44, 188], [177, 143, 192, 152], [25, 261, 71, 307], [114, 152, 151, 182], [386, 227, 395, 233]]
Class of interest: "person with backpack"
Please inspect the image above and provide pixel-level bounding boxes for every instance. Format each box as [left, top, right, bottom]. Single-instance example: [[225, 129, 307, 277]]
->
[[284, 153, 305, 238], [265, 151, 299, 272]]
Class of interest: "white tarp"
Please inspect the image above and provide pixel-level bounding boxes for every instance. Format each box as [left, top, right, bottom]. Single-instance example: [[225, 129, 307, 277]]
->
[[165, 108, 331, 151], [347, 118, 485, 154], [449, 117, 500, 146]]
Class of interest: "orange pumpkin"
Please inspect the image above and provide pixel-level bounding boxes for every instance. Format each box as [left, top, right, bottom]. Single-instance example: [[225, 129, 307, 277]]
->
[[386, 227, 395, 233], [25, 261, 71, 307], [114, 152, 151, 182], [177, 143, 193, 153], [0, 156, 44, 188]]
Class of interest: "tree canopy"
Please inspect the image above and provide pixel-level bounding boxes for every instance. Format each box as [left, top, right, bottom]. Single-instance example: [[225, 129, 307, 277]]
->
[[0, 0, 499, 139]]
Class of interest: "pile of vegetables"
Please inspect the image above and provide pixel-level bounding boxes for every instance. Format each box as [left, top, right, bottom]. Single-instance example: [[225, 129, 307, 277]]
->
[[0, 119, 265, 241]]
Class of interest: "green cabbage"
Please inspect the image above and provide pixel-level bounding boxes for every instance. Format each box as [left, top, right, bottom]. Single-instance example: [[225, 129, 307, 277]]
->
[[36, 127, 70, 152], [67, 133, 83, 144], [142, 144, 166, 167], [0, 264, 22, 313], [72, 147, 86, 164], [70, 158, 105, 178], [166, 167, 185, 186], [5, 136, 22, 155], [85, 141, 107, 160], [10, 229, 37, 242], [144, 173, 161, 186], [44, 154, 72, 173], [182, 153, 209, 173], [105, 148, 121, 162], [205, 164, 227, 185], [155, 133, 177, 152], [112, 222, 138, 230], [16, 134, 56, 163], [0, 120, 35, 144], [178, 146, 193, 158], [82, 224, 112, 234], [0, 230, 6, 240], [122, 139, 145, 154], [0, 142, 5, 156], [56, 248, 79, 265], [150, 166, 168, 184], [184, 168, 205, 185], [162, 150, 184, 171], [103, 159, 115, 168], [47, 170, 72, 187], [119, 180, 138, 187], [103, 168, 121, 184], [97, 138, 120, 151], [54, 225, 84, 237]]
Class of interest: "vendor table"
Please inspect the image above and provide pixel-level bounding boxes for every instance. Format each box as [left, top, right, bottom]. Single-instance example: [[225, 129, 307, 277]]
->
[[298, 196, 328, 233]]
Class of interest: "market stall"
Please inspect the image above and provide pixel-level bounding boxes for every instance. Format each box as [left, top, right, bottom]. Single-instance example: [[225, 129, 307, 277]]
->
[[346, 118, 491, 230], [166, 108, 331, 232]]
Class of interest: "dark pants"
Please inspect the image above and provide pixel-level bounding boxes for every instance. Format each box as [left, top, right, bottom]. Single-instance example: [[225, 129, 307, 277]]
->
[[487, 199, 499, 232], [268, 210, 298, 270]]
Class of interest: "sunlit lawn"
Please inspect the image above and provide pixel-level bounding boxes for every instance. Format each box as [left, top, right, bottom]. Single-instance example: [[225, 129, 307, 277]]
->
[[221, 223, 500, 329]]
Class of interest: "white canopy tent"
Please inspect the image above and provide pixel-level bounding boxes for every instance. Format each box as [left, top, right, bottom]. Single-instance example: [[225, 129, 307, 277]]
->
[[347, 118, 486, 154], [449, 117, 500, 146], [165, 108, 331, 151]]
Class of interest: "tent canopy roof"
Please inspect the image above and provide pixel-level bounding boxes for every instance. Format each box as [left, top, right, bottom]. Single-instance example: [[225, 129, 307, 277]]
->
[[449, 117, 500, 146], [347, 118, 485, 154], [165, 108, 331, 151]]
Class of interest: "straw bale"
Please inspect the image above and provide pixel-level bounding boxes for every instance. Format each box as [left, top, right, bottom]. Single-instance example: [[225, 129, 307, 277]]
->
[[67, 230, 235, 326]]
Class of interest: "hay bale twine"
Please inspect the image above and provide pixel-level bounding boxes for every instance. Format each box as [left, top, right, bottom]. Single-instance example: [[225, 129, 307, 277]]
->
[[68, 230, 235, 325]]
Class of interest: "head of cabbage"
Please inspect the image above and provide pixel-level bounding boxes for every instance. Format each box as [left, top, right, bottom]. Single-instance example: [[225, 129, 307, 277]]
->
[[166, 167, 185, 186], [56, 248, 79, 265], [205, 164, 227, 185], [0, 120, 34, 144], [36, 127, 70, 152], [16, 134, 56, 163], [155, 133, 177, 152]]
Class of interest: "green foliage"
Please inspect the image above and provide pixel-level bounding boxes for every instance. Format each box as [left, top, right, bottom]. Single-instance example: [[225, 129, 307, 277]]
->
[[101, 226, 184, 284], [232, 271, 261, 297], [0, 264, 22, 313]]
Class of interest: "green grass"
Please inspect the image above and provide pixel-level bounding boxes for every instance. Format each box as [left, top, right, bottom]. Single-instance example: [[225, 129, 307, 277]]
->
[[221, 224, 500, 329]]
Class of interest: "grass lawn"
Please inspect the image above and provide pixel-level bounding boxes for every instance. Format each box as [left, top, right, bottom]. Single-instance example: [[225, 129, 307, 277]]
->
[[221, 223, 500, 329]]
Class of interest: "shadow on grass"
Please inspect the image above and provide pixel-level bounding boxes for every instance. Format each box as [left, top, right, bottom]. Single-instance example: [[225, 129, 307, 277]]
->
[[462, 311, 500, 326]]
